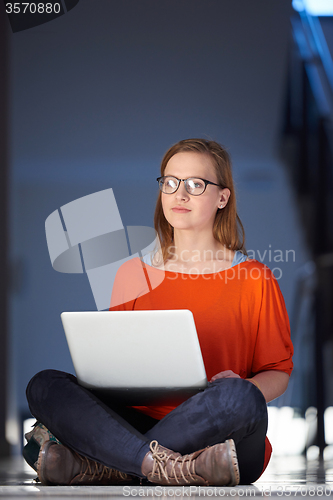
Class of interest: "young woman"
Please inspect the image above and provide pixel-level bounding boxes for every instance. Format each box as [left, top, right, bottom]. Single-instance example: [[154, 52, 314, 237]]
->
[[25, 138, 293, 486]]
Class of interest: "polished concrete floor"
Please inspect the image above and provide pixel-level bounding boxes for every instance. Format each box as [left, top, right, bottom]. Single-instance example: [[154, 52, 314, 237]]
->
[[0, 453, 332, 499]]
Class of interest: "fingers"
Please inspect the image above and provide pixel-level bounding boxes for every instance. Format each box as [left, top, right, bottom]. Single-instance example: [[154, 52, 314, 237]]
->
[[210, 370, 241, 382]]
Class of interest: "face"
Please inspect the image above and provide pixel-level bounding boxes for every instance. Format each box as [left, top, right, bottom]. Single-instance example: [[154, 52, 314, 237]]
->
[[161, 152, 230, 234]]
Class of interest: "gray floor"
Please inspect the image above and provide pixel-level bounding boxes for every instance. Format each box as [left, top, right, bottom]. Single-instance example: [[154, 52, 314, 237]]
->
[[0, 454, 333, 499]]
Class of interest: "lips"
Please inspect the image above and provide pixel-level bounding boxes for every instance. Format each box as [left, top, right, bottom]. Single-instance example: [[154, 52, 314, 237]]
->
[[172, 206, 191, 213]]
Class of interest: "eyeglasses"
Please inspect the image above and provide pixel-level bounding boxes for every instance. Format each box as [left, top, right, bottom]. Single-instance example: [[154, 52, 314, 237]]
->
[[157, 176, 223, 196]]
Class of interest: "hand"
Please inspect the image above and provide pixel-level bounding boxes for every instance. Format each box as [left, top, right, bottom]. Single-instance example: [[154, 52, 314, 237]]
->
[[210, 370, 241, 382]]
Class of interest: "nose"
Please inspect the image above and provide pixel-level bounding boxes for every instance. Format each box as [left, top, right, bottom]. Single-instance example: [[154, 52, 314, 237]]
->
[[175, 180, 190, 201]]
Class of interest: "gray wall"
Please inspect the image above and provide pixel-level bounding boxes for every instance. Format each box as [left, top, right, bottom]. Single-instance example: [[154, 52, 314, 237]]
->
[[11, 0, 294, 184], [8, 0, 300, 447]]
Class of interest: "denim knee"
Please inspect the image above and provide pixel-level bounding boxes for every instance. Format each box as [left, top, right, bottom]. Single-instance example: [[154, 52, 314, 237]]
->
[[26, 369, 76, 416], [209, 377, 268, 425], [240, 379, 267, 421]]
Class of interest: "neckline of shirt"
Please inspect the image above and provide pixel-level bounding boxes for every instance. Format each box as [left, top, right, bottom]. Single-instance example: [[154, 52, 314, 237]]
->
[[144, 251, 250, 276]]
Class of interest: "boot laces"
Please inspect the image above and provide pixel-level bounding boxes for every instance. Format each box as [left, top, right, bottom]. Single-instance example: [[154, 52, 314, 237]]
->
[[76, 453, 129, 482], [149, 440, 196, 484]]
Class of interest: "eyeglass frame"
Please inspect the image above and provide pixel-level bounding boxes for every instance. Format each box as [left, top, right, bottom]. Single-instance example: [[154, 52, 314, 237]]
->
[[156, 176, 225, 196]]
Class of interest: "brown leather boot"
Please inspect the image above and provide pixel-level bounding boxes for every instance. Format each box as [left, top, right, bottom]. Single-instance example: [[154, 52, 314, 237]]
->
[[37, 441, 137, 486], [141, 439, 239, 486]]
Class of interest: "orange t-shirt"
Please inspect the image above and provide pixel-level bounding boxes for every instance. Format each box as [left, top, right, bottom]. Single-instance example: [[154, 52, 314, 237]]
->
[[110, 257, 293, 420], [110, 257, 293, 476]]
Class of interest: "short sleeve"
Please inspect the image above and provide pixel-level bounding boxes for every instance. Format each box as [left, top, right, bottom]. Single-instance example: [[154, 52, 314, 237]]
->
[[251, 267, 293, 376]]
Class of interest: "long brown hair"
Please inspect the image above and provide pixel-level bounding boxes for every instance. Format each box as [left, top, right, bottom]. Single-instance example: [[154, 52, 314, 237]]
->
[[154, 138, 247, 262]]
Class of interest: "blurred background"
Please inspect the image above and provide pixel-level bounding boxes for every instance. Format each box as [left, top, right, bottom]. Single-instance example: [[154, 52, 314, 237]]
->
[[0, 0, 333, 469]]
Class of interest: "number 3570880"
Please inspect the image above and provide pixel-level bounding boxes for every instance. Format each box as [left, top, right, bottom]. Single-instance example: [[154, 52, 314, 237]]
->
[[5, 3, 61, 14]]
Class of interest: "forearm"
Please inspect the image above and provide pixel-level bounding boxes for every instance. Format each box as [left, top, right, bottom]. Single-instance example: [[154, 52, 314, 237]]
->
[[246, 370, 290, 403]]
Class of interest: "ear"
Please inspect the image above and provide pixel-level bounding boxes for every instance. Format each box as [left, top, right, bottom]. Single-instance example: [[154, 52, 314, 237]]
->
[[218, 188, 231, 209]]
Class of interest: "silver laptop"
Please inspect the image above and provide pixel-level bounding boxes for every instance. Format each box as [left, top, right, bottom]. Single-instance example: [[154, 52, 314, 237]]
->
[[61, 310, 208, 404]]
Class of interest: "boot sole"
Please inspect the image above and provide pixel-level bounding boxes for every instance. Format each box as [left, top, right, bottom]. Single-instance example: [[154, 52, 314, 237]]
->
[[225, 439, 240, 486]]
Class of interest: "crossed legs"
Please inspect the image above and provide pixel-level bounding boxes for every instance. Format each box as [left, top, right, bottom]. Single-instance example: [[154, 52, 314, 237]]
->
[[26, 369, 268, 484]]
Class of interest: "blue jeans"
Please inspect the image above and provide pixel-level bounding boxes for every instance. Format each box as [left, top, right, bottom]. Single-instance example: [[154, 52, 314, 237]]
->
[[26, 370, 268, 484]]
